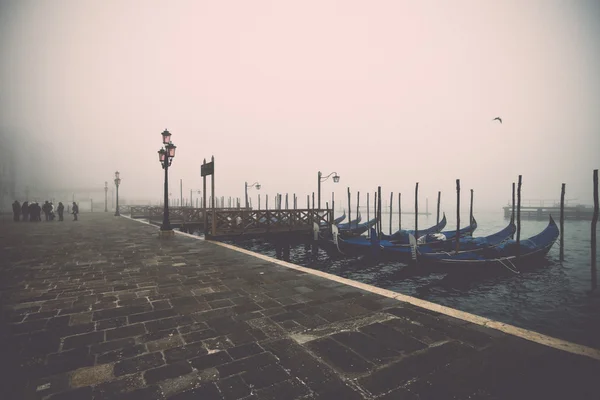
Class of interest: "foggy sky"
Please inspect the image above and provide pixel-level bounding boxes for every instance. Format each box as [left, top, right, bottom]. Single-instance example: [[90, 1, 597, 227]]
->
[[1, 0, 599, 212]]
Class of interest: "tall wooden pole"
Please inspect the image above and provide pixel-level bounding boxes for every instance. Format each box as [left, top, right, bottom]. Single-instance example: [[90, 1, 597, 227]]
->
[[455, 179, 460, 252], [436, 191, 441, 225], [202, 159, 207, 235], [592, 169, 598, 290], [356, 192, 360, 229], [347, 187, 351, 228], [374, 191, 378, 236], [469, 189, 474, 224], [414, 183, 419, 239], [398, 193, 401, 231], [389, 192, 393, 235], [378, 186, 382, 237], [516, 175, 522, 261], [367, 192, 370, 238], [560, 183, 565, 262], [511, 182, 516, 238]]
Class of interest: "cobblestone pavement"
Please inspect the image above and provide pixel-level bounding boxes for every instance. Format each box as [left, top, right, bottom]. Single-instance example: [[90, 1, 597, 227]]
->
[[0, 213, 598, 399]]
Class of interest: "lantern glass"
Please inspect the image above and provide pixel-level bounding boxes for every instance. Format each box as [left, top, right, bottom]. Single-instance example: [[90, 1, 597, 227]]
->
[[256, 183, 261, 190], [115, 171, 120, 179], [167, 144, 176, 158], [333, 175, 340, 183], [161, 129, 172, 145], [158, 149, 166, 162]]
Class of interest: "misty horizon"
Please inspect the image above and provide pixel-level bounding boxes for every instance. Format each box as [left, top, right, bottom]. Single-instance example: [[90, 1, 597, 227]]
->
[[1, 0, 599, 213]]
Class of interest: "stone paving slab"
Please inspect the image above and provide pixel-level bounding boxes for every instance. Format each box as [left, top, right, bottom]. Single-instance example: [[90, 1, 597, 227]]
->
[[1, 213, 599, 399]]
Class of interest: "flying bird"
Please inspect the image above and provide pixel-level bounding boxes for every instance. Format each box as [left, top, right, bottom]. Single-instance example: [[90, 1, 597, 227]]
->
[[492, 117, 502, 124]]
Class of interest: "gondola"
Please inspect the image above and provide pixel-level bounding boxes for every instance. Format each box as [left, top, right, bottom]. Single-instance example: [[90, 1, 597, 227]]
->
[[336, 212, 362, 230], [415, 215, 558, 274], [380, 219, 515, 262], [381, 213, 447, 242], [327, 217, 492, 261], [319, 210, 347, 228]]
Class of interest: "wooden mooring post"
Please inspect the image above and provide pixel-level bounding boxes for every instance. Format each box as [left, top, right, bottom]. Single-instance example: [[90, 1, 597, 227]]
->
[[389, 192, 393, 235], [414, 183, 419, 240], [516, 175, 522, 261], [592, 169, 598, 290], [470, 189, 474, 224], [285, 194, 288, 209], [374, 191, 378, 237], [398, 193, 401, 231], [436, 191, 441, 225], [456, 179, 460, 253], [511, 182, 516, 238], [356, 192, 360, 230], [347, 188, 351, 229], [366, 193, 370, 237], [560, 183, 565, 262], [377, 186, 382, 238]]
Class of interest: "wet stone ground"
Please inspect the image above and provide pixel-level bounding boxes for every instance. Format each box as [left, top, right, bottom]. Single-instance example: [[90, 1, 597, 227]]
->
[[0, 213, 598, 399]]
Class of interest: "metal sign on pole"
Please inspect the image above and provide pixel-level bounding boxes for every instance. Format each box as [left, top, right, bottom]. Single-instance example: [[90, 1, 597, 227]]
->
[[201, 156, 216, 237]]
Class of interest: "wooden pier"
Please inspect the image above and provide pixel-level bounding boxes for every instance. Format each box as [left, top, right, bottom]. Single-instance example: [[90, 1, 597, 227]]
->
[[120, 205, 332, 239], [503, 204, 596, 220]]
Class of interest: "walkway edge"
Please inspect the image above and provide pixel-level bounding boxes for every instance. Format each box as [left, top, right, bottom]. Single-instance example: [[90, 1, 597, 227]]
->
[[124, 216, 600, 361]]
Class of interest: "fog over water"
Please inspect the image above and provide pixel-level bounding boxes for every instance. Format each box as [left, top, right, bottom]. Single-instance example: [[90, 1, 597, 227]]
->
[[1, 0, 599, 212]]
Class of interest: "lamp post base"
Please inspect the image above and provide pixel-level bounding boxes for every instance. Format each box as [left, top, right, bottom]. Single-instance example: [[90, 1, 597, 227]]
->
[[158, 229, 175, 238]]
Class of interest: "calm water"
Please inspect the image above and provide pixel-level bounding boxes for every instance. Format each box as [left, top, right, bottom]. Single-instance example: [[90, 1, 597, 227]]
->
[[217, 210, 600, 349]]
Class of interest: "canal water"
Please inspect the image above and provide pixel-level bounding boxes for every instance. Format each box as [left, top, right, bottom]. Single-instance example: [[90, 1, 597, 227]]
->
[[216, 210, 600, 350]]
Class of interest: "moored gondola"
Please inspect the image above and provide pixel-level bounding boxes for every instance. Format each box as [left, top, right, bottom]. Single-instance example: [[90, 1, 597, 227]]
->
[[415, 215, 558, 274]]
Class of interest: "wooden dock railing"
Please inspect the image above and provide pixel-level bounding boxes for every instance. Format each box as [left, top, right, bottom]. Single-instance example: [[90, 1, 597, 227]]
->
[[120, 205, 332, 238], [204, 209, 332, 237]]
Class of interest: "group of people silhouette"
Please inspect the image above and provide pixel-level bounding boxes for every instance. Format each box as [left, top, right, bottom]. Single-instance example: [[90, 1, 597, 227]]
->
[[11, 200, 79, 222]]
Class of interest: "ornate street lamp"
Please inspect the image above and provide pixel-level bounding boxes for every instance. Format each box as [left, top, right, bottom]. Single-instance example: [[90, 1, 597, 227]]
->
[[317, 171, 340, 209], [114, 172, 121, 216], [245, 181, 261, 209], [158, 129, 177, 236], [104, 181, 108, 212]]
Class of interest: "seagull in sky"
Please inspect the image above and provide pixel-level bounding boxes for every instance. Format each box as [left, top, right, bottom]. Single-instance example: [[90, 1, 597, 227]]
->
[[492, 117, 502, 124]]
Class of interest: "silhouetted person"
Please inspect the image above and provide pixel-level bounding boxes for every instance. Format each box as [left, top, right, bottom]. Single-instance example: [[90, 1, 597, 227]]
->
[[28, 202, 36, 222], [57, 202, 64, 221], [12, 200, 20, 222], [21, 201, 29, 222], [72, 202, 79, 221], [42, 201, 51, 221], [30, 202, 41, 222], [49, 202, 56, 221]]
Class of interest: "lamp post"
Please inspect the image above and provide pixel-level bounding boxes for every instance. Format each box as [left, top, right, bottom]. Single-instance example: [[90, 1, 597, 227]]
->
[[245, 181, 261, 209], [114, 172, 121, 216], [158, 129, 177, 236], [317, 171, 340, 209], [104, 181, 108, 212]]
